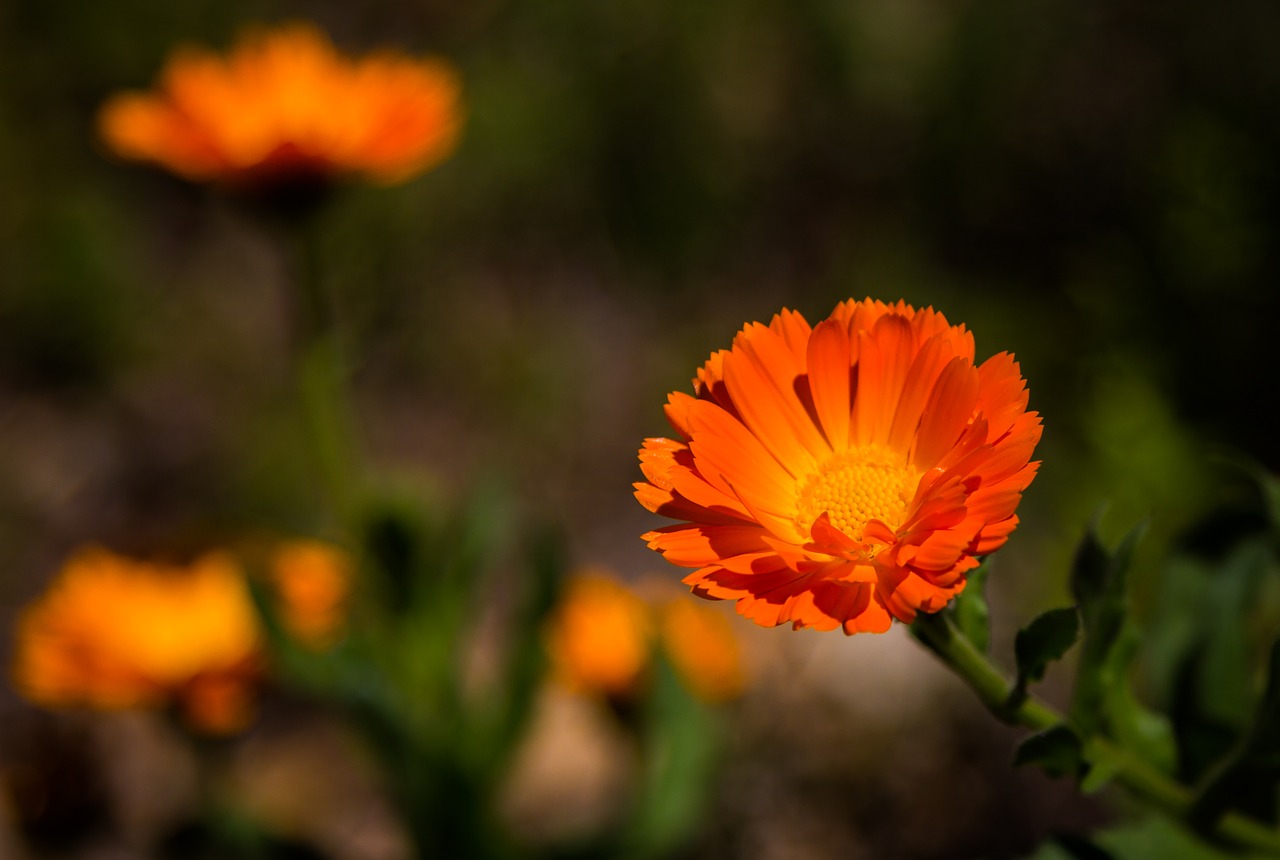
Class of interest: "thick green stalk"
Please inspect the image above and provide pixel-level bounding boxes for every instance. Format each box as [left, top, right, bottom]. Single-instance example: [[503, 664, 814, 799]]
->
[[911, 611, 1280, 856]]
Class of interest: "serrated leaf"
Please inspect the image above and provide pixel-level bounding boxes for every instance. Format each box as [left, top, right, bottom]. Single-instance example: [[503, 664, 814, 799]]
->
[[950, 558, 992, 653], [1015, 725, 1087, 778], [1015, 607, 1080, 687]]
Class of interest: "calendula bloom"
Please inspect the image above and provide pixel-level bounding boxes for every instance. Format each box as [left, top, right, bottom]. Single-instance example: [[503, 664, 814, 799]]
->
[[636, 299, 1041, 634], [98, 22, 462, 189], [545, 572, 748, 703], [659, 598, 746, 702], [11, 548, 262, 733], [271, 539, 351, 649], [545, 574, 653, 698]]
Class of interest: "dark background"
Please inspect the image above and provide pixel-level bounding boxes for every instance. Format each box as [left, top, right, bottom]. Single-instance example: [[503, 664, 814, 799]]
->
[[1, 0, 1277, 857]]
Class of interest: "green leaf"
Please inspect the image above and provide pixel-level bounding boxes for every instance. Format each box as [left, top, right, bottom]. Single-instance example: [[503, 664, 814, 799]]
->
[[1069, 518, 1148, 736], [1215, 451, 1280, 536], [1015, 725, 1087, 778], [1191, 638, 1280, 828], [483, 522, 568, 770], [1094, 815, 1236, 860], [1019, 836, 1116, 860], [621, 657, 722, 859], [1049, 834, 1118, 860], [1069, 514, 1113, 625], [1013, 607, 1080, 701], [361, 498, 426, 612], [1079, 752, 1120, 795], [950, 558, 992, 653], [1102, 626, 1177, 775]]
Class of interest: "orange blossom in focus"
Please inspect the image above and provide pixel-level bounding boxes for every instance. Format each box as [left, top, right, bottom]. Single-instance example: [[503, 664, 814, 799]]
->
[[635, 299, 1041, 634], [11, 548, 262, 733], [98, 22, 462, 189]]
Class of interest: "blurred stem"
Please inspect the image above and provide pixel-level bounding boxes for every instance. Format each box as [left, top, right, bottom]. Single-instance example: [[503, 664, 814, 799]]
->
[[912, 611, 1280, 856], [293, 219, 360, 525]]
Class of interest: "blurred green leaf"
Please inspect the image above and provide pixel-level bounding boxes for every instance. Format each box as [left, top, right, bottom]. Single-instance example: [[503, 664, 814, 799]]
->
[[1102, 627, 1177, 777], [1191, 638, 1280, 829], [362, 500, 423, 612], [1152, 535, 1280, 785], [1022, 834, 1117, 860], [950, 557, 992, 654], [479, 522, 568, 775], [1011, 606, 1079, 706], [1015, 725, 1087, 779], [1070, 518, 1147, 737], [1070, 516, 1115, 623], [621, 657, 722, 860], [1215, 452, 1280, 537], [1079, 752, 1121, 795], [1093, 815, 1239, 860]]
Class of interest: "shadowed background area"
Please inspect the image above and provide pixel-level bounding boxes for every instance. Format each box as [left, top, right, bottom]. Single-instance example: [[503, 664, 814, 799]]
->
[[1, 0, 1278, 857]]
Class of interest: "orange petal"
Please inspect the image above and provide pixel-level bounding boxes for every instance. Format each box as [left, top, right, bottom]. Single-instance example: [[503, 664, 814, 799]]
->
[[912, 356, 980, 469], [851, 314, 915, 447], [806, 318, 853, 452]]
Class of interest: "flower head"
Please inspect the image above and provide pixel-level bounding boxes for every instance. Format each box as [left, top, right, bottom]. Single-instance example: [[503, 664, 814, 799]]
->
[[98, 22, 462, 190], [11, 548, 262, 733], [544, 572, 747, 703], [660, 597, 746, 702], [545, 574, 653, 699], [270, 539, 352, 649], [636, 299, 1041, 634]]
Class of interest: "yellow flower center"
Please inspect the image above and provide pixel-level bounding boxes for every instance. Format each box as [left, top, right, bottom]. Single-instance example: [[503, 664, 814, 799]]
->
[[795, 446, 919, 541]]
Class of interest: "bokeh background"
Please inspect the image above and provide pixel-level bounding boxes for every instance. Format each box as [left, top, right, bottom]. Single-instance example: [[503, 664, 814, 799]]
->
[[2, 0, 1279, 857]]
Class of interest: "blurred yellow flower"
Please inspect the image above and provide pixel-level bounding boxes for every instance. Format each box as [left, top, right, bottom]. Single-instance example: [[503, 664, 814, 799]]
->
[[544, 572, 747, 703], [98, 22, 462, 189], [11, 548, 262, 734], [271, 539, 351, 649], [545, 574, 653, 699]]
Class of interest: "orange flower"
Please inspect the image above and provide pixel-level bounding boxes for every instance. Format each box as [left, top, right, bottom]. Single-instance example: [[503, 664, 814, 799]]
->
[[636, 299, 1041, 634], [271, 539, 351, 649], [11, 548, 262, 733], [98, 22, 462, 188], [659, 598, 746, 703], [544, 572, 748, 703], [544, 574, 653, 698]]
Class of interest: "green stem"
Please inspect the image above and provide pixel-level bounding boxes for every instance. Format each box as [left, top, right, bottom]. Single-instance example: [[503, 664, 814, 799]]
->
[[912, 611, 1280, 856], [292, 221, 360, 524]]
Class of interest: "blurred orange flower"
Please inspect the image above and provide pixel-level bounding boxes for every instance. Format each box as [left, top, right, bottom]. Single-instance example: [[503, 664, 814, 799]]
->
[[11, 548, 262, 733], [98, 22, 462, 189], [545, 574, 652, 699], [659, 598, 746, 703], [636, 299, 1041, 634], [271, 539, 351, 649], [545, 572, 747, 703]]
